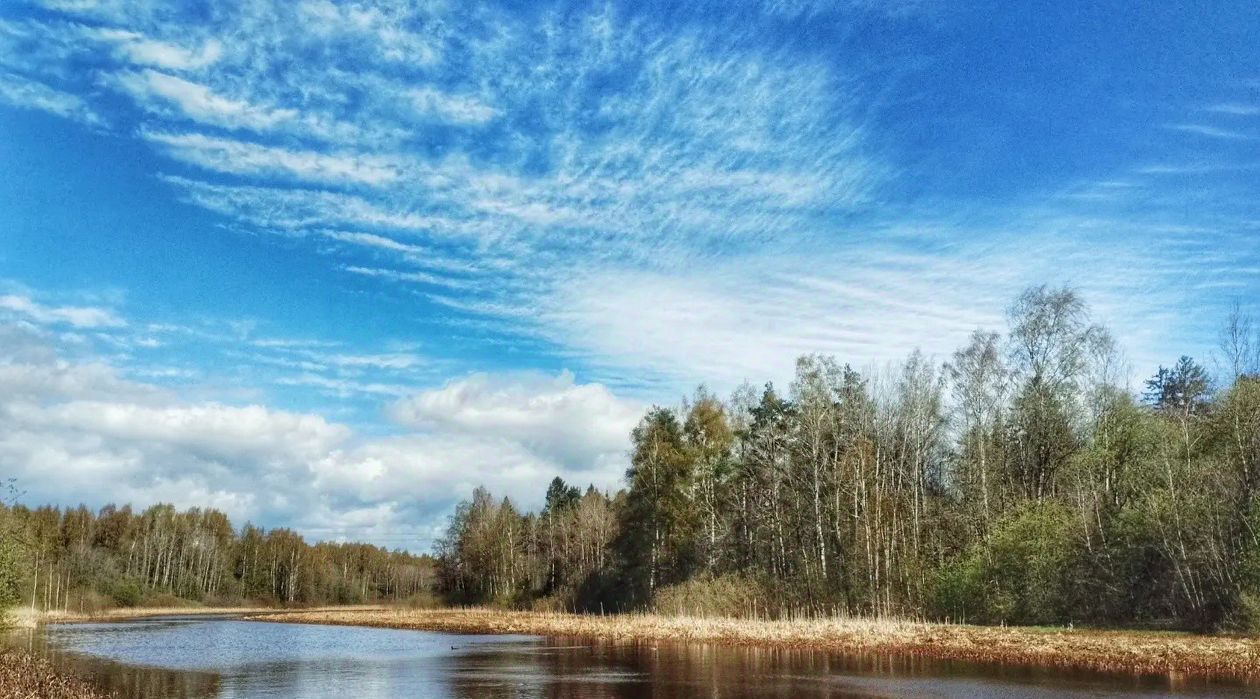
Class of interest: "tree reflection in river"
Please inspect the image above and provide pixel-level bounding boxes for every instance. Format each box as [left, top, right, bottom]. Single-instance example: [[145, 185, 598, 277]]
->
[[7, 626, 219, 699], [4, 618, 1254, 699], [439, 636, 1241, 699]]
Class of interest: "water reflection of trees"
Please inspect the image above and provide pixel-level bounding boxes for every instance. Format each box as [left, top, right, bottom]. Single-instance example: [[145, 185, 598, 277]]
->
[[440, 639, 1222, 699], [5, 630, 219, 699], [10, 625, 1217, 699], [68, 657, 219, 699], [440, 637, 948, 699]]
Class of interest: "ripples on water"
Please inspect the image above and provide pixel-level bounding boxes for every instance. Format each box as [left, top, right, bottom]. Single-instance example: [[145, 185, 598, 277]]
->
[[4, 616, 1255, 698]]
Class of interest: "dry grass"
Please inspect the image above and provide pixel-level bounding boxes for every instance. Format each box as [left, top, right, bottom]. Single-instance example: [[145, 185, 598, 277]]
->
[[0, 648, 111, 698], [8, 606, 273, 629], [10, 604, 387, 628], [248, 607, 1260, 681]]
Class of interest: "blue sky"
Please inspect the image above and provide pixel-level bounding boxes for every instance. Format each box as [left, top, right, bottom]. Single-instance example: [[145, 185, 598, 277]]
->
[[1, 0, 1258, 550]]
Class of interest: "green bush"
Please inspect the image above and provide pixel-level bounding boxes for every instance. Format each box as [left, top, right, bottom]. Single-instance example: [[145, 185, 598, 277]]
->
[[933, 501, 1082, 625], [1231, 500, 1260, 632], [142, 592, 198, 609], [0, 541, 21, 626], [934, 547, 1000, 624], [107, 580, 142, 607], [330, 580, 365, 605]]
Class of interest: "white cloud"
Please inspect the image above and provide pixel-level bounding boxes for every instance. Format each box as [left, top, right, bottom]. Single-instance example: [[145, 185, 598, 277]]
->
[[311, 435, 559, 512], [0, 327, 160, 403], [114, 70, 296, 131], [536, 260, 996, 387], [524, 215, 1231, 392], [341, 265, 470, 290], [1165, 123, 1254, 140], [0, 294, 124, 328], [0, 322, 637, 549], [143, 131, 400, 185], [409, 87, 498, 125], [297, 0, 439, 66], [12, 401, 348, 463], [0, 72, 102, 125], [319, 352, 426, 370], [1205, 103, 1260, 116], [159, 176, 474, 236], [273, 373, 411, 398], [321, 231, 425, 255], [88, 28, 223, 70], [390, 370, 642, 472]]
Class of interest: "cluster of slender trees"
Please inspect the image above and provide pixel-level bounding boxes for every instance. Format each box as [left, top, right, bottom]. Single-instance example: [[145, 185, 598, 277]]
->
[[437, 480, 618, 609], [0, 501, 435, 611], [437, 287, 1260, 630]]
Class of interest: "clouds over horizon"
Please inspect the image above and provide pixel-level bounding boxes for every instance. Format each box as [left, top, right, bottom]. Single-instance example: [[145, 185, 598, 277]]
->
[[391, 369, 643, 472], [0, 303, 639, 550]]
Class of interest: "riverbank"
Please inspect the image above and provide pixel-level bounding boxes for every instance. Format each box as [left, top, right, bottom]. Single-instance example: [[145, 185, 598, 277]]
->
[[8, 606, 273, 629], [9, 604, 387, 628], [0, 648, 110, 698], [247, 607, 1260, 681]]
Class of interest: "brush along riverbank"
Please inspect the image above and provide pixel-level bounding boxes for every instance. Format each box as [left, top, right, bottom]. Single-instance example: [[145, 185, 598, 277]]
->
[[0, 648, 111, 698], [247, 607, 1260, 681], [10, 604, 388, 628]]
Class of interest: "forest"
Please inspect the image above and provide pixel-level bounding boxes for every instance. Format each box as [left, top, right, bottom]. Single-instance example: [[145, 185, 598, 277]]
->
[[436, 286, 1260, 631], [1, 285, 1257, 633], [0, 498, 435, 613]]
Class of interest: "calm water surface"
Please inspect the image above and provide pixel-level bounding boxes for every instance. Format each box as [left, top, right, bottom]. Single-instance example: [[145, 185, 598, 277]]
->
[[6, 616, 1257, 698]]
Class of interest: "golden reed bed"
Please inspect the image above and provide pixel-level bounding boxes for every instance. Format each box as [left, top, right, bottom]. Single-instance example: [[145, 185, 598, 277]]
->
[[9, 606, 272, 630], [249, 607, 1260, 681], [13, 604, 384, 628]]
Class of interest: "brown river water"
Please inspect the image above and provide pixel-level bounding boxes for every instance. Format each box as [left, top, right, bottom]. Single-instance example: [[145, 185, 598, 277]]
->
[[6, 616, 1258, 698]]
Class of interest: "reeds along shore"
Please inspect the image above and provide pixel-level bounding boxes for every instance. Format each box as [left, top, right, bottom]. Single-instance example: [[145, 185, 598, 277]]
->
[[7, 605, 276, 628], [248, 607, 1260, 681], [8, 604, 389, 628], [0, 649, 110, 699]]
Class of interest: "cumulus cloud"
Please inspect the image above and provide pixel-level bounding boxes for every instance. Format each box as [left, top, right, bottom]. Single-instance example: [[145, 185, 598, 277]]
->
[[0, 322, 636, 549], [15, 402, 349, 462], [390, 370, 643, 473], [0, 326, 160, 403], [0, 325, 347, 521]]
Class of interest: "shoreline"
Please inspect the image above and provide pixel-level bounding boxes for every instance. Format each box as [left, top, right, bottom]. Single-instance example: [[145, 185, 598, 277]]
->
[[9, 604, 387, 628], [246, 607, 1260, 682]]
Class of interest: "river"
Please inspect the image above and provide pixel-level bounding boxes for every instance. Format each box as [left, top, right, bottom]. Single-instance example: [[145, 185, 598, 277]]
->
[[5, 616, 1256, 698]]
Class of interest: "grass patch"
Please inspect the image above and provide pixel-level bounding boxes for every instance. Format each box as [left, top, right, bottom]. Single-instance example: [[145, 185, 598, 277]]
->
[[248, 607, 1260, 681]]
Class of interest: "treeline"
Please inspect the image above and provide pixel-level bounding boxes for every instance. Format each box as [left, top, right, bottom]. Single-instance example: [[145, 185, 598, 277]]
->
[[0, 501, 435, 612], [437, 287, 1260, 631], [437, 480, 618, 609]]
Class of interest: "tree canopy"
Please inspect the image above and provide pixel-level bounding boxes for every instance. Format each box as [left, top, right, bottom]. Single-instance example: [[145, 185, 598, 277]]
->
[[436, 288, 1260, 631]]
